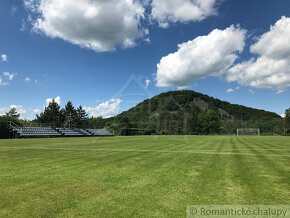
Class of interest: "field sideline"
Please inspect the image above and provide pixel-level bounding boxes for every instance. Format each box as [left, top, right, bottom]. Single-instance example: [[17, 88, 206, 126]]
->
[[0, 136, 289, 217]]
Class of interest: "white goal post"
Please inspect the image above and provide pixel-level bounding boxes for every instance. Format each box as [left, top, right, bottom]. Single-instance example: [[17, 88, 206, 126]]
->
[[237, 128, 260, 136]]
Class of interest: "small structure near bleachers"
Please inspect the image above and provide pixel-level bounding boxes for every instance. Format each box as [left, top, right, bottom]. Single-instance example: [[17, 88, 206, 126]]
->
[[122, 128, 144, 136]]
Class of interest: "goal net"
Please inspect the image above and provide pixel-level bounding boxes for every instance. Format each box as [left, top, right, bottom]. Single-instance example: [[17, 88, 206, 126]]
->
[[237, 128, 260, 136]]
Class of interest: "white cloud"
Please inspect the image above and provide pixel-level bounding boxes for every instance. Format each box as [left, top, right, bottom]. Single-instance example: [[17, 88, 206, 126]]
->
[[24, 77, 38, 83], [151, 0, 218, 27], [0, 108, 7, 115], [226, 88, 234, 93], [145, 79, 151, 88], [33, 108, 41, 114], [25, 77, 31, 82], [3, 72, 16, 80], [20, 19, 26, 31], [84, 99, 122, 118], [0, 105, 26, 117], [0, 77, 9, 86], [251, 16, 290, 60], [25, 0, 147, 52], [281, 114, 286, 118], [227, 16, 290, 92], [276, 90, 284, 94], [11, 6, 17, 15], [1, 54, 8, 62], [248, 89, 255, 94], [155, 25, 246, 87], [46, 96, 61, 106]]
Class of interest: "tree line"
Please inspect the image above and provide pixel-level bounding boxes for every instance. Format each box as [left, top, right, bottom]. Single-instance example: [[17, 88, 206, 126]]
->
[[35, 100, 88, 127], [35, 100, 108, 129]]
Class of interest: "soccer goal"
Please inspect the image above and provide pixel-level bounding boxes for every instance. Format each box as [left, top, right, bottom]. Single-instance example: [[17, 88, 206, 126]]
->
[[237, 128, 260, 136]]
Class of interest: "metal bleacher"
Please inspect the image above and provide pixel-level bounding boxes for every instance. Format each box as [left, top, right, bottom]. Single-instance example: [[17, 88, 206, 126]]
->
[[8, 121, 114, 138], [9, 123, 62, 137], [56, 128, 92, 136], [87, 129, 114, 136], [75, 128, 92, 136], [20, 127, 62, 137]]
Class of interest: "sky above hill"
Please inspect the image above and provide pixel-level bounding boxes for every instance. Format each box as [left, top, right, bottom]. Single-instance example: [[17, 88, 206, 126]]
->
[[0, 0, 289, 119]]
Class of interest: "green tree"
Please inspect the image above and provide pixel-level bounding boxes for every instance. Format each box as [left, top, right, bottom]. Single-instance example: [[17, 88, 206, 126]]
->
[[5, 108, 20, 118], [285, 108, 290, 134], [87, 116, 104, 128], [0, 115, 21, 138], [119, 116, 132, 128], [36, 99, 62, 125], [76, 106, 88, 126], [144, 124, 156, 135], [62, 101, 77, 122], [198, 110, 221, 134]]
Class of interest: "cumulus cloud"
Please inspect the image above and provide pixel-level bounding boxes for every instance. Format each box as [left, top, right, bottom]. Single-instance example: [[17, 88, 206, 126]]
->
[[227, 16, 290, 92], [151, 0, 218, 27], [46, 96, 61, 106], [33, 108, 41, 114], [226, 88, 234, 93], [84, 99, 122, 118], [155, 25, 247, 87], [3, 72, 16, 80], [1, 54, 8, 62], [248, 89, 255, 94], [25, 77, 31, 82], [0, 77, 9, 86], [145, 79, 151, 88], [0, 105, 26, 117], [25, 0, 147, 52], [0, 107, 7, 115]]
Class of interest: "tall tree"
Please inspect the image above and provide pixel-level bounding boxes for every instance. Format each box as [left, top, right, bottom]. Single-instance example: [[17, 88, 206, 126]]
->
[[62, 101, 77, 122], [5, 108, 20, 118], [36, 99, 62, 125], [76, 106, 88, 126]]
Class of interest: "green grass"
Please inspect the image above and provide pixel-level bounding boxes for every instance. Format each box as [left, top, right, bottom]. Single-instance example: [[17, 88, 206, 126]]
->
[[0, 136, 289, 217]]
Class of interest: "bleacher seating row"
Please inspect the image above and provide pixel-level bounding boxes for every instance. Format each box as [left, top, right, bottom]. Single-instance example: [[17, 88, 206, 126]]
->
[[56, 128, 92, 136], [12, 127, 62, 137], [75, 128, 92, 136]]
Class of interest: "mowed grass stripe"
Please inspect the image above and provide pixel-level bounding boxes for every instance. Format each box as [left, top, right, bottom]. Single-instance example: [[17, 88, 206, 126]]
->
[[239, 139, 290, 198], [184, 139, 228, 205], [241, 137, 285, 155], [0, 146, 289, 157], [231, 140, 289, 204]]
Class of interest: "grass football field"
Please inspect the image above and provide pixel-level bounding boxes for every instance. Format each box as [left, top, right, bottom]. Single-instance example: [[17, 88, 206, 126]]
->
[[0, 136, 289, 217]]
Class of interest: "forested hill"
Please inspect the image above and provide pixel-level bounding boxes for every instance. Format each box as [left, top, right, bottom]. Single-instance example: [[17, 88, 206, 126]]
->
[[107, 90, 283, 135]]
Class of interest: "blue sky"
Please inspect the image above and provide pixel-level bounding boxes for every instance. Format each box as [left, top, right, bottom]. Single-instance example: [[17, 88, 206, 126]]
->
[[0, 0, 289, 119]]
